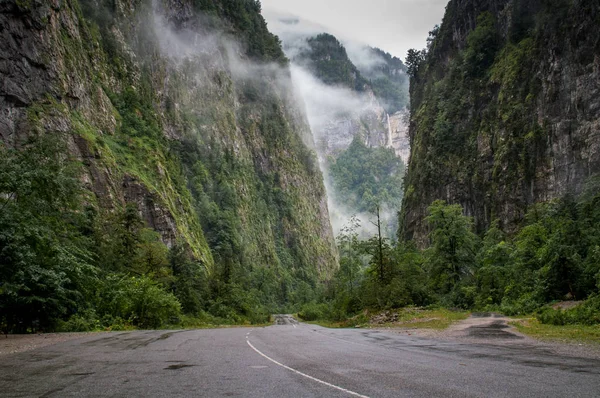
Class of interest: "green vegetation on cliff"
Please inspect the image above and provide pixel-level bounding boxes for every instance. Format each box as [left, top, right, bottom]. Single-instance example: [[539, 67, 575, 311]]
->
[[191, 0, 286, 63], [0, 0, 336, 333], [402, 0, 600, 240], [298, 33, 369, 91]]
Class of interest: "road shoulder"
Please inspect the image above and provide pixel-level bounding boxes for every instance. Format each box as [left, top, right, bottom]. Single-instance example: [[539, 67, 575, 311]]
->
[[0, 332, 109, 356], [374, 313, 600, 359]]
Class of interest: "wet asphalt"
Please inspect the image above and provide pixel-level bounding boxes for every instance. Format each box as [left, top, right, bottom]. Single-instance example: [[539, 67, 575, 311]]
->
[[1, 321, 599, 397]]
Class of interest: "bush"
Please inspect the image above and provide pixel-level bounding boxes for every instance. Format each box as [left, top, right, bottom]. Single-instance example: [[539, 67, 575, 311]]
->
[[57, 310, 100, 332], [537, 296, 600, 326], [57, 311, 133, 332], [125, 277, 182, 328], [298, 302, 330, 321], [97, 275, 182, 329]]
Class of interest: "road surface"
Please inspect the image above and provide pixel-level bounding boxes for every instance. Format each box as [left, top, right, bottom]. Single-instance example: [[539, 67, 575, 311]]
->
[[1, 319, 598, 397]]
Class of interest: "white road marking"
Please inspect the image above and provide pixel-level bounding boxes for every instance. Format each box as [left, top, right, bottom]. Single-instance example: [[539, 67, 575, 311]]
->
[[247, 339, 370, 398], [292, 324, 297, 329]]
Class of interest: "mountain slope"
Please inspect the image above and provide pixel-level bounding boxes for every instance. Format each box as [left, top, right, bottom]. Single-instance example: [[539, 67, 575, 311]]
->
[[298, 33, 369, 92], [0, 0, 337, 330]]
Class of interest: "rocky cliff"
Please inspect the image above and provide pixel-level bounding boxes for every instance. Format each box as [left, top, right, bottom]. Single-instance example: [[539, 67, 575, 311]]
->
[[389, 110, 410, 161], [0, 0, 338, 291], [401, 0, 600, 246], [307, 83, 391, 158]]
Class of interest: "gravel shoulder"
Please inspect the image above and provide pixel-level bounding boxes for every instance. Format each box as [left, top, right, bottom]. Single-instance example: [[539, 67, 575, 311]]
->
[[0, 332, 109, 356]]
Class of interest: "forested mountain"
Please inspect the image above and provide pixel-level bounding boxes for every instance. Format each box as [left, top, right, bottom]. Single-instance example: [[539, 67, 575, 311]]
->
[[296, 33, 370, 92], [0, 0, 337, 332], [296, 34, 410, 115]]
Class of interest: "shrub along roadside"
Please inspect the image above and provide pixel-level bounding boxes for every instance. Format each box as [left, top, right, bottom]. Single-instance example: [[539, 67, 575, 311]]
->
[[298, 306, 469, 330], [536, 296, 600, 326]]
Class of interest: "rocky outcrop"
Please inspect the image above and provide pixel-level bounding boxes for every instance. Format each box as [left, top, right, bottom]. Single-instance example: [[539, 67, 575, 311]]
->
[[312, 90, 390, 158], [401, 0, 600, 246], [314, 100, 410, 161]]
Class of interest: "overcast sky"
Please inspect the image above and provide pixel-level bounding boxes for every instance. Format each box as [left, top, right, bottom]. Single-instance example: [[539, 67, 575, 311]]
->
[[260, 0, 448, 60]]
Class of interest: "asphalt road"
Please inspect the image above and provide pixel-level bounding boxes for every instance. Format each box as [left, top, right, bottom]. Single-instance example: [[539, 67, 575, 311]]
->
[[1, 320, 599, 397]]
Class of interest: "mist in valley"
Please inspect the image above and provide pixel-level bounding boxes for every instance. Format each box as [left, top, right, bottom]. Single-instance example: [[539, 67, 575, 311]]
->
[[264, 10, 408, 240]]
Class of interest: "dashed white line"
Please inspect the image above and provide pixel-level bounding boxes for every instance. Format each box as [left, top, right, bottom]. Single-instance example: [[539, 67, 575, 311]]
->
[[246, 339, 370, 398]]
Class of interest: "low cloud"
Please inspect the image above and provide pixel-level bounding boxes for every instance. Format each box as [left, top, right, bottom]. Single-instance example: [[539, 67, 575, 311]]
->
[[343, 41, 386, 75]]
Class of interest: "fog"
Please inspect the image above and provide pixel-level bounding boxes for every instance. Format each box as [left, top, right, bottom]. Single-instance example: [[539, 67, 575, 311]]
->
[[344, 41, 387, 75], [290, 66, 378, 132], [261, 0, 447, 59], [264, 10, 390, 77], [288, 66, 380, 235], [150, 3, 396, 239]]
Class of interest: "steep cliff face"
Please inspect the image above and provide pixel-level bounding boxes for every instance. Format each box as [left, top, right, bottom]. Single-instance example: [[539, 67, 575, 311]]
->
[[389, 110, 410, 161], [0, 0, 337, 287], [401, 0, 600, 246], [307, 83, 390, 158]]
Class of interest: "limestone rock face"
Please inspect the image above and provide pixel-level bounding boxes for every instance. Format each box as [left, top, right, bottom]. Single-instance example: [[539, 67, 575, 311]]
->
[[0, 0, 338, 277], [401, 0, 600, 246], [389, 110, 410, 162], [313, 102, 410, 162], [312, 90, 390, 158]]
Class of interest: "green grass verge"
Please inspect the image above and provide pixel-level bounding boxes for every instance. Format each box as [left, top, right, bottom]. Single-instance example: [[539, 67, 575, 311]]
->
[[510, 318, 600, 345], [305, 307, 470, 330]]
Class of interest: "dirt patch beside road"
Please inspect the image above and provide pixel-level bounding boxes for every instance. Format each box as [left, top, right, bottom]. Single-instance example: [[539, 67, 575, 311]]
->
[[380, 313, 600, 360], [438, 312, 526, 341], [378, 312, 526, 341]]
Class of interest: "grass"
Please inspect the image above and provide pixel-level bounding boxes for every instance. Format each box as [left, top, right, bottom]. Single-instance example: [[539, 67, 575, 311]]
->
[[307, 307, 470, 330], [374, 307, 470, 330], [510, 318, 600, 345]]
